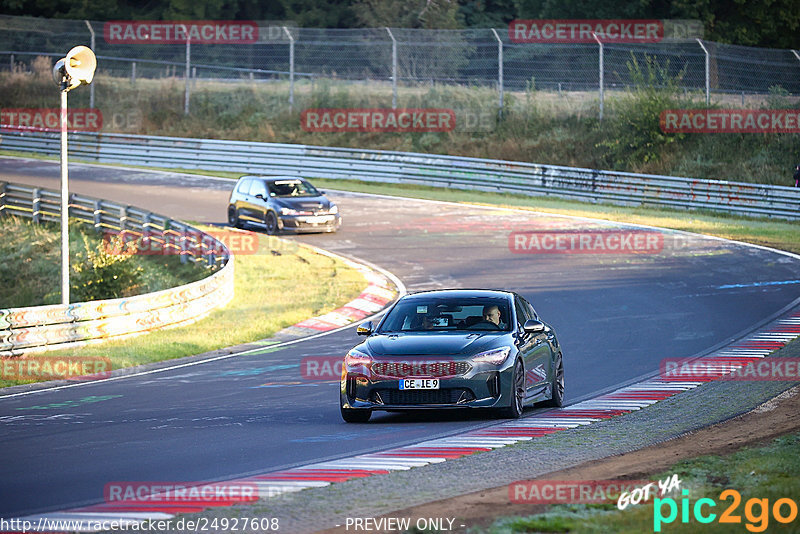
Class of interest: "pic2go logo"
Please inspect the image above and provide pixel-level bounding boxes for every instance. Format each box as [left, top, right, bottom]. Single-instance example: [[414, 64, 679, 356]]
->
[[653, 489, 798, 532]]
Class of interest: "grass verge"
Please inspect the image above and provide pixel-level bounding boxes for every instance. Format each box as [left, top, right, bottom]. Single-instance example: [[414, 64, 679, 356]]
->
[[0, 215, 210, 307], [0, 226, 367, 388], [476, 431, 800, 533]]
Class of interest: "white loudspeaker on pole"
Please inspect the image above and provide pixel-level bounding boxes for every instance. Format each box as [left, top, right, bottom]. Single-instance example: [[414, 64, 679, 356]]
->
[[53, 45, 97, 305]]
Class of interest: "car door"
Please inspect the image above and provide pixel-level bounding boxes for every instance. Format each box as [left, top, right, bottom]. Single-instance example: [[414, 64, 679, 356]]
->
[[514, 296, 553, 400], [237, 178, 254, 221], [522, 296, 559, 388], [247, 179, 269, 222]]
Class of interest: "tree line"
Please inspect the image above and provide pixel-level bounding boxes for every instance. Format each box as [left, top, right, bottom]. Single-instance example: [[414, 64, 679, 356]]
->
[[2, 0, 797, 49]]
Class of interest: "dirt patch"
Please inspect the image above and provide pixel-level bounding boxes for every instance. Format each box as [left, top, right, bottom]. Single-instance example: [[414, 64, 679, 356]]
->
[[318, 384, 800, 533]]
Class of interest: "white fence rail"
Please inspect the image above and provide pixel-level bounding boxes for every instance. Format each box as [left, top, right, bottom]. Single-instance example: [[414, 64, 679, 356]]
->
[[0, 180, 234, 357], [2, 130, 799, 219]]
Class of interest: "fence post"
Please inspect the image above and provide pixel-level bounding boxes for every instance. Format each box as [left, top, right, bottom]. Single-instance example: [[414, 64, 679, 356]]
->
[[10, 53, 14, 71], [131, 61, 136, 85], [283, 26, 295, 113], [385, 27, 397, 109], [592, 33, 603, 121], [84, 20, 96, 109], [184, 27, 191, 115], [490, 28, 503, 117], [697, 39, 710, 106]]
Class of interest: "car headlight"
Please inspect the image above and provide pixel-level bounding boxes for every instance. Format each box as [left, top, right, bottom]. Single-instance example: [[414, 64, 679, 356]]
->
[[344, 348, 372, 369], [471, 347, 511, 365], [329, 204, 339, 215], [280, 207, 299, 216]]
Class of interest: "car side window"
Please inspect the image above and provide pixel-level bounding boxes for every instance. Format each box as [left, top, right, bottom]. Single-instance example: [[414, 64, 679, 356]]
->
[[236, 178, 251, 194], [521, 297, 538, 320], [249, 180, 268, 198], [514, 298, 531, 328]]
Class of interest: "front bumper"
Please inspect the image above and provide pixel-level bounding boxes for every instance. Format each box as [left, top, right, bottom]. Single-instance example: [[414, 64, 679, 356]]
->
[[340, 362, 515, 411], [278, 213, 341, 233]]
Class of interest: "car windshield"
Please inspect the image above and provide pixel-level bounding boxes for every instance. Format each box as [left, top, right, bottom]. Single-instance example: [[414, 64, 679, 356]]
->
[[269, 179, 320, 197], [378, 296, 512, 333]]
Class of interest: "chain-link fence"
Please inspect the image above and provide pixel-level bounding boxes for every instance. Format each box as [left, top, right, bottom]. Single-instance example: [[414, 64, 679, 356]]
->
[[1, 14, 799, 118]]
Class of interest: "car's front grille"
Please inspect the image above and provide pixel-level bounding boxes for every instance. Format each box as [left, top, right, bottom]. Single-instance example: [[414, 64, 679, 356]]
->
[[371, 388, 475, 405], [372, 361, 471, 378]]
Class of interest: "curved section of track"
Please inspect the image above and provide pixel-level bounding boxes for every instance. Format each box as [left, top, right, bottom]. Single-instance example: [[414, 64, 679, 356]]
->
[[1, 157, 799, 518]]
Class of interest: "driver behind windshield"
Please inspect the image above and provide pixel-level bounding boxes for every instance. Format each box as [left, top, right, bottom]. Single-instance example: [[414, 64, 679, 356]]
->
[[483, 305, 501, 326]]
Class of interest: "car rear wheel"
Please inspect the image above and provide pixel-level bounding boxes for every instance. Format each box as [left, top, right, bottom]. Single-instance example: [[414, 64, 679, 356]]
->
[[541, 353, 564, 408], [341, 405, 371, 423], [499, 358, 525, 418], [265, 211, 278, 235], [227, 206, 240, 228]]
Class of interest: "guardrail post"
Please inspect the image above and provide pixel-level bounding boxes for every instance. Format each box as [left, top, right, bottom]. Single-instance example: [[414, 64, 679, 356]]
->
[[386, 27, 397, 109], [490, 28, 504, 117], [592, 33, 604, 121], [283, 26, 295, 113], [119, 205, 128, 232], [92, 199, 102, 231], [697, 39, 710, 106], [32, 188, 41, 223]]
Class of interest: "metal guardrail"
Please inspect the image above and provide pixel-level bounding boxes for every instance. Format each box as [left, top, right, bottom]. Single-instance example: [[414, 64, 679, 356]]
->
[[2, 129, 799, 219], [0, 180, 234, 356]]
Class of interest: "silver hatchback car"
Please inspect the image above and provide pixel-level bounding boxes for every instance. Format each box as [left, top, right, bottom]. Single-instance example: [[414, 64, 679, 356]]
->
[[227, 175, 341, 234]]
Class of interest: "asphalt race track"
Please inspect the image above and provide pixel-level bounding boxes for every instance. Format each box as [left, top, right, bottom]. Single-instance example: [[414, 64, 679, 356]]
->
[[2, 157, 799, 518]]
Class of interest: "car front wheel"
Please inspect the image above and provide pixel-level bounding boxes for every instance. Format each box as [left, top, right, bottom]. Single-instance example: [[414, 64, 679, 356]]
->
[[227, 206, 240, 228], [265, 211, 279, 235]]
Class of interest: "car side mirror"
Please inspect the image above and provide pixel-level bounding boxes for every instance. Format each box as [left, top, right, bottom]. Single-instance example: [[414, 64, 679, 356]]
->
[[255, 193, 265, 201], [522, 319, 545, 333], [357, 321, 374, 336]]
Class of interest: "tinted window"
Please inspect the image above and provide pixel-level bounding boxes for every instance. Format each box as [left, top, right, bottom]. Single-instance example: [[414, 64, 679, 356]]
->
[[249, 179, 268, 198], [236, 178, 251, 194], [523, 298, 538, 320], [378, 296, 511, 333], [514, 298, 531, 327], [269, 179, 320, 198]]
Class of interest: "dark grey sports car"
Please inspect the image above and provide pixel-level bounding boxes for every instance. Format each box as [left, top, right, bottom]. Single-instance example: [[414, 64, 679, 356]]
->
[[227, 175, 341, 234], [340, 289, 564, 422]]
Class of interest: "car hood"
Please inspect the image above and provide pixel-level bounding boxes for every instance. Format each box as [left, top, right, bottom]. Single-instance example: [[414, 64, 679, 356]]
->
[[275, 196, 330, 211], [364, 332, 508, 357]]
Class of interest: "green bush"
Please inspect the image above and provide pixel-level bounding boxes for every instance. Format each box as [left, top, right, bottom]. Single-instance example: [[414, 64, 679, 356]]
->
[[596, 54, 691, 170]]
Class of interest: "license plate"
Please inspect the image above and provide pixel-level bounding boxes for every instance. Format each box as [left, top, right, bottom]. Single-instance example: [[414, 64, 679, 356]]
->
[[304, 215, 332, 224], [399, 379, 439, 390]]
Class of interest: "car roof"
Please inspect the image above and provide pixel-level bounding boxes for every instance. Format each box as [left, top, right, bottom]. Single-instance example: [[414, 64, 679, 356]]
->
[[238, 175, 307, 182], [402, 289, 514, 300]]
